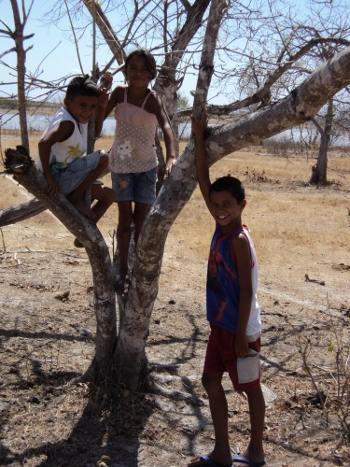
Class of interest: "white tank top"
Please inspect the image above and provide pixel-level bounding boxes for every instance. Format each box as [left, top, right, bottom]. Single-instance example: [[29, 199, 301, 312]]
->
[[42, 107, 88, 167], [109, 87, 158, 173]]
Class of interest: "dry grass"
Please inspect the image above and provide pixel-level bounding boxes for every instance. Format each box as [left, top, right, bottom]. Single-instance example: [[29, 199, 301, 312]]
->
[[170, 148, 350, 303], [1, 131, 350, 466], [2, 130, 350, 281]]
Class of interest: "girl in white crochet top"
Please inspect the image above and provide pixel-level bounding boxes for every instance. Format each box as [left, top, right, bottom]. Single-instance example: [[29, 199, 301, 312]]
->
[[96, 49, 176, 292]]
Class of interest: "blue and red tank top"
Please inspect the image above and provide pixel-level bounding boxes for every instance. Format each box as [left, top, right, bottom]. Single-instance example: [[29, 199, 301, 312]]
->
[[206, 224, 261, 336]]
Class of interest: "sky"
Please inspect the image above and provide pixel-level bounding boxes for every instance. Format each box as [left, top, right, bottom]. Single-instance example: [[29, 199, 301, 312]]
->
[[0, 1, 201, 104], [0, 0, 347, 110]]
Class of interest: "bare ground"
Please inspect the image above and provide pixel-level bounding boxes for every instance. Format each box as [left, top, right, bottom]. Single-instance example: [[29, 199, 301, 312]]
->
[[0, 139, 350, 466]]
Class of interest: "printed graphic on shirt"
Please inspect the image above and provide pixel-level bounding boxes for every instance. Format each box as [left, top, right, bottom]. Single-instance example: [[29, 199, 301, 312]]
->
[[117, 141, 132, 160]]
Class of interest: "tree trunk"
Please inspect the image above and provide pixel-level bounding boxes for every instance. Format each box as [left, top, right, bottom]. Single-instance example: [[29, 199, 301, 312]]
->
[[4, 148, 117, 381], [0, 197, 45, 227], [310, 98, 334, 185], [10, 0, 30, 152]]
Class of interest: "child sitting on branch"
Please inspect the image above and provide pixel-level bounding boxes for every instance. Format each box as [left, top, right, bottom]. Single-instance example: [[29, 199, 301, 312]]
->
[[38, 75, 115, 242]]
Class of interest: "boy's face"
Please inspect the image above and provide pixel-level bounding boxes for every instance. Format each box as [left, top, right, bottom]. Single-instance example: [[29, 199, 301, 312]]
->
[[126, 55, 152, 88], [210, 190, 246, 227], [64, 95, 99, 124]]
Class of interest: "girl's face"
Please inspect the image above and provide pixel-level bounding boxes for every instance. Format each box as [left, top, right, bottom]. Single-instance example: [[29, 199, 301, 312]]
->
[[126, 55, 152, 88]]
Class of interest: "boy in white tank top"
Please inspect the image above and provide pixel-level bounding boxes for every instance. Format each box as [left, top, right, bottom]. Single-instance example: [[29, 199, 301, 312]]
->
[[38, 75, 115, 228]]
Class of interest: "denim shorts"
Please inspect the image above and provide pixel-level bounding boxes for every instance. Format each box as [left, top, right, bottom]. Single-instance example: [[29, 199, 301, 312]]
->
[[51, 151, 101, 195], [111, 167, 157, 204]]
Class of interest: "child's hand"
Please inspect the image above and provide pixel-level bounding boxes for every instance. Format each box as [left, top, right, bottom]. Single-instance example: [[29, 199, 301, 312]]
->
[[99, 72, 113, 92], [98, 72, 113, 107], [165, 156, 176, 177], [46, 174, 60, 196], [235, 333, 250, 358]]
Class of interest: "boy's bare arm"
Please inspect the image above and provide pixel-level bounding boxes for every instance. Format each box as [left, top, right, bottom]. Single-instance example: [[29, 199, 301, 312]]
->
[[38, 121, 74, 195], [192, 114, 213, 214], [233, 234, 253, 357]]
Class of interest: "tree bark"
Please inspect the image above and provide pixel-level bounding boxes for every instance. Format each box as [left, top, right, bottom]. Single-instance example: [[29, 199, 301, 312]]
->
[[0, 197, 45, 226], [310, 98, 334, 185], [4, 148, 117, 381]]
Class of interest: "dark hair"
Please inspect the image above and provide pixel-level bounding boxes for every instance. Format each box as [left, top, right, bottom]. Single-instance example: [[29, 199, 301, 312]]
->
[[125, 49, 157, 80], [210, 176, 245, 203], [65, 75, 100, 100]]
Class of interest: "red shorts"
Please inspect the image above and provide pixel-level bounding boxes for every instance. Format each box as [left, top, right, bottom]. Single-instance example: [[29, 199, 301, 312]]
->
[[203, 325, 261, 392]]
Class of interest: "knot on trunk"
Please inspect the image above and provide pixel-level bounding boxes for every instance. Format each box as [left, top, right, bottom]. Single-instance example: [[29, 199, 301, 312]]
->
[[4, 146, 33, 174]]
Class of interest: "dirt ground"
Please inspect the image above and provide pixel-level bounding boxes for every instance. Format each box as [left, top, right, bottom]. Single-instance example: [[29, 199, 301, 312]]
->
[[0, 135, 350, 466]]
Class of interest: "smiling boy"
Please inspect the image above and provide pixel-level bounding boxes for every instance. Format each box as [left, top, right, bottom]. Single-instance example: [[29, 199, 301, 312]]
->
[[38, 75, 115, 223], [189, 114, 265, 467]]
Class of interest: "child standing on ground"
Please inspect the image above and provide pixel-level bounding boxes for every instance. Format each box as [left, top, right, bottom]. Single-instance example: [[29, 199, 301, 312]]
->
[[190, 113, 265, 467], [96, 49, 176, 291], [38, 75, 115, 229]]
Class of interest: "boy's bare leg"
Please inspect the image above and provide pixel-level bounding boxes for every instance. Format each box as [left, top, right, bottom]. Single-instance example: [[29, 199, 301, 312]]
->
[[133, 202, 151, 243], [244, 385, 265, 463], [69, 155, 109, 206], [69, 198, 96, 220], [91, 185, 116, 222], [116, 201, 133, 285], [198, 372, 232, 466]]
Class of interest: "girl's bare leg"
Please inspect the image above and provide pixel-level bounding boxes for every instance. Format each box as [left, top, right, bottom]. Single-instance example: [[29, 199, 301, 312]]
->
[[117, 201, 133, 284]]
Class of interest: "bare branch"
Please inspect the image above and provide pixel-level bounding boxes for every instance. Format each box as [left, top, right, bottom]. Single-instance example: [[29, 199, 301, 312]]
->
[[64, 0, 85, 75], [83, 0, 125, 66]]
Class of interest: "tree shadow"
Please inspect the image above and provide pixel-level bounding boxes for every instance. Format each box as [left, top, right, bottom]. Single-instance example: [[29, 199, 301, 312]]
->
[[0, 327, 94, 343], [1, 381, 154, 466]]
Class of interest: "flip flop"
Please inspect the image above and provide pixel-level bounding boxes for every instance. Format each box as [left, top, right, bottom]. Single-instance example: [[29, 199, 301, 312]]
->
[[188, 454, 232, 467], [232, 453, 265, 467]]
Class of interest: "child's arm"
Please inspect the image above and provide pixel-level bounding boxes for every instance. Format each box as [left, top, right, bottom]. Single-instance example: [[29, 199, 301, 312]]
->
[[192, 113, 213, 214], [38, 121, 74, 195], [95, 74, 120, 137], [150, 94, 176, 176], [232, 234, 253, 357]]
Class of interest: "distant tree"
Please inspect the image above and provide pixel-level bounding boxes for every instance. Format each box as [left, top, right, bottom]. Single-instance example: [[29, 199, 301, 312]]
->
[[0, 0, 35, 151]]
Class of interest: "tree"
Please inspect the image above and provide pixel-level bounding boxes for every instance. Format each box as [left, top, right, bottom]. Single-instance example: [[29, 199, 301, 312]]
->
[[2, 0, 350, 393], [0, 0, 35, 152], [210, 0, 350, 185]]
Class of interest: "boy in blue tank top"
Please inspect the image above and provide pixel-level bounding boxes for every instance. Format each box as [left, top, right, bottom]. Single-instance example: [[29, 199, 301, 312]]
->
[[189, 114, 265, 467], [38, 76, 115, 227]]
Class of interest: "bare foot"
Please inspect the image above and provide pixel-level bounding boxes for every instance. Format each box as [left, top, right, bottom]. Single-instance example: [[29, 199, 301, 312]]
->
[[73, 238, 84, 248]]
